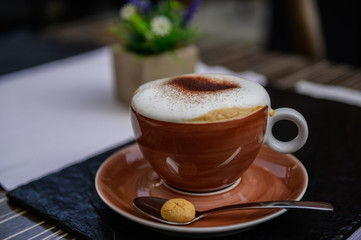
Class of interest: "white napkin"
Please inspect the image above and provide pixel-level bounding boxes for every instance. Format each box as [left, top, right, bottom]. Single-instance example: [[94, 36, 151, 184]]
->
[[295, 80, 361, 107], [0, 47, 268, 191]]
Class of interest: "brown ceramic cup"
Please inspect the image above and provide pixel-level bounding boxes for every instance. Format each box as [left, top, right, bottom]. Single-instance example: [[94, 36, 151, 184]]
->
[[130, 74, 308, 192]]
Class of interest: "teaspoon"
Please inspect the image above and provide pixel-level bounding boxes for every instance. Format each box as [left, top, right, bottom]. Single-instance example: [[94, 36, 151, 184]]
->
[[133, 197, 333, 225]]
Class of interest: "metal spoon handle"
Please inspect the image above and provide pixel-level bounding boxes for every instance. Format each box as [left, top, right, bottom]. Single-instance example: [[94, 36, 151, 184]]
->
[[198, 201, 333, 216]]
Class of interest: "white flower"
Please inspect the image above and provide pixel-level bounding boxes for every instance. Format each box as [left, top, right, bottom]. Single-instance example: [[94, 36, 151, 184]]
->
[[119, 4, 137, 20], [151, 16, 172, 37]]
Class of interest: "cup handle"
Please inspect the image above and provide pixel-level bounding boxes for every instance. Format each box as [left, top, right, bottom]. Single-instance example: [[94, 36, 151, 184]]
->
[[264, 108, 308, 153]]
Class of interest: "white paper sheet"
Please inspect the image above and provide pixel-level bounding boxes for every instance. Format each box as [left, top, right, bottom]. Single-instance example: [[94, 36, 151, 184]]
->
[[295, 80, 361, 107]]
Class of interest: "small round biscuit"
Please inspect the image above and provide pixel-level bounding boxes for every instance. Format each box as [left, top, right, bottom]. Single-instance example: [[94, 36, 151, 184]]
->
[[160, 198, 196, 223]]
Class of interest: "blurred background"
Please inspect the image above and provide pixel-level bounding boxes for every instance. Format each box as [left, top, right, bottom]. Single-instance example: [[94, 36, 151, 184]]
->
[[1, 0, 360, 76]]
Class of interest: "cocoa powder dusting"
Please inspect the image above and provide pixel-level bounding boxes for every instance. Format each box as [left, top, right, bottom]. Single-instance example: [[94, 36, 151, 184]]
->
[[168, 76, 239, 93]]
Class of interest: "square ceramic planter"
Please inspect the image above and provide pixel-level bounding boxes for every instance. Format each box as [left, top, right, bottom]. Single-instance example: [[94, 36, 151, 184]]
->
[[112, 44, 199, 104]]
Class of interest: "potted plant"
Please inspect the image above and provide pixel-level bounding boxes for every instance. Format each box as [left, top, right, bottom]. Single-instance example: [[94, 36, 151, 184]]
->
[[111, 0, 201, 103]]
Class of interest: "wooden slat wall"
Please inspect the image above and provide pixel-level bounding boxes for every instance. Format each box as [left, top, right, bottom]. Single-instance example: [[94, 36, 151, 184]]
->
[[199, 43, 361, 90]]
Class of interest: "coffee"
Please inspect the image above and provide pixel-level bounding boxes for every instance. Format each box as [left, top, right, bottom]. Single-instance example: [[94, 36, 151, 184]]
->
[[189, 106, 265, 122], [131, 74, 270, 123]]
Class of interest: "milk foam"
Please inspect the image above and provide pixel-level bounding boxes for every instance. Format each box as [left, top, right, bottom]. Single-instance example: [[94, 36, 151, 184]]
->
[[131, 74, 271, 122]]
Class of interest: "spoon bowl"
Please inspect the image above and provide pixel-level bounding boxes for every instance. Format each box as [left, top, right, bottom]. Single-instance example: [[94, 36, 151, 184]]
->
[[133, 197, 333, 225]]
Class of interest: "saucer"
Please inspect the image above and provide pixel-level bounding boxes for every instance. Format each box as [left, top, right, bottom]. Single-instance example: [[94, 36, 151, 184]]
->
[[95, 143, 308, 237]]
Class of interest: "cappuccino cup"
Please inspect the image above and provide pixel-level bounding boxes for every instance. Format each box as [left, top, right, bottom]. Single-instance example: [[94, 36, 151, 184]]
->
[[130, 74, 308, 192]]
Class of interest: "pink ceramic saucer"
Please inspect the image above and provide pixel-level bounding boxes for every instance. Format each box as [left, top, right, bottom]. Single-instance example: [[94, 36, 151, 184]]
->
[[95, 143, 308, 237]]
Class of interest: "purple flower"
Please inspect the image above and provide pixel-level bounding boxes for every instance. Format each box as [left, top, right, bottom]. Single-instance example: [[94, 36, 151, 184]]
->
[[127, 0, 151, 14], [183, 0, 201, 26]]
